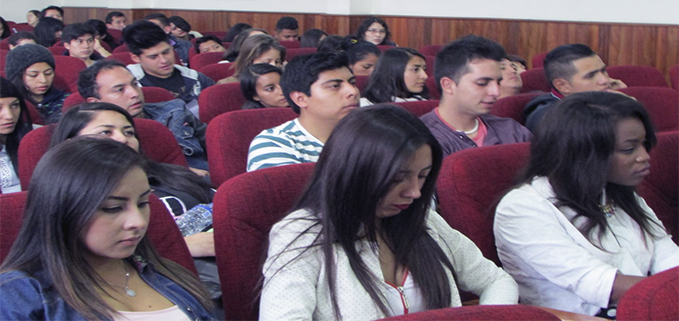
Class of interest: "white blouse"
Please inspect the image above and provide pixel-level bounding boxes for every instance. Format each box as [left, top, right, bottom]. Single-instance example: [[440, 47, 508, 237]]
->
[[0, 145, 21, 194]]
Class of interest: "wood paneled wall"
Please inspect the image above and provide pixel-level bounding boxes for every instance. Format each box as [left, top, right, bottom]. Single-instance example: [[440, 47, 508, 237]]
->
[[64, 7, 679, 78]]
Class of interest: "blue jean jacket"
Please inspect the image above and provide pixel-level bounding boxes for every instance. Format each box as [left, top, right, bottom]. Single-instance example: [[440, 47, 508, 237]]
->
[[144, 99, 209, 170], [0, 257, 214, 320]]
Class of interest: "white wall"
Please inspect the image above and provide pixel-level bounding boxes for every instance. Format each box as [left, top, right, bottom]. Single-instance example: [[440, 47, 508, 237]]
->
[[2, 0, 678, 25]]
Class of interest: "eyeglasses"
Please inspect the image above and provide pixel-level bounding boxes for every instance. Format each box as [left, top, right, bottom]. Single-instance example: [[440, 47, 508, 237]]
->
[[367, 28, 386, 34]]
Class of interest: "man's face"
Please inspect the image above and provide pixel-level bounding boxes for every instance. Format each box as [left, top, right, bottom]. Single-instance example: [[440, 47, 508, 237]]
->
[[198, 40, 226, 54], [447, 58, 502, 116], [131, 41, 176, 79], [293, 67, 360, 124], [559, 55, 611, 95], [274, 28, 299, 42], [44, 9, 63, 21], [107, 16, 127, 30], [64, 34, 94, 61], [88, 66, 145, 117]]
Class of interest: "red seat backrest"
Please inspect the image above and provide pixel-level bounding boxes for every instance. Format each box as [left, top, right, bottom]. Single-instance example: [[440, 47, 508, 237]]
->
[[63, 87, 177, 111], [198, 82, 246, 124], [200, 62, 235, 82], [106, 52, 135, 65], [419, 44, 442, 57], [619, 87, 678, 132], [426, 76, 441, 100], [206, 108, 298, 187], [379, 304, 559, 321], [53, 55, 88, 93], [107, 28, 123, 44], [607, 65, 668, 88], [9, 23, 34, 33], [48, 46, 66, 56], [24, 101, 45, 125], [636, 131, 678, 245], [355, 75, 370, 93], [377, 45, 396, 52], [0, 49, 8, 77], [531, 51, 548, 68], [520, 67, 550, 93], [278, 40, 300, 49], [214, 162, 315, 320], [18, 119, 188, 190], [0, 191, 196, 274], [669, 65, 679, 91], [424, 55, 435, 77], [0, 39, 9, 50], [285, 47, 317, 62], [112, 43, 129, 53], [189, 51, 224, 72], [491, 92, 543, 125], [617, 267, 679, 321], [436, 142, 531, 266], [393, 99, 439, 117]]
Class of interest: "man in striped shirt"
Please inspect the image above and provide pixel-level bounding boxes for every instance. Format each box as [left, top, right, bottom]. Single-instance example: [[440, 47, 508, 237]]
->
[[247, 51, 360, 172]]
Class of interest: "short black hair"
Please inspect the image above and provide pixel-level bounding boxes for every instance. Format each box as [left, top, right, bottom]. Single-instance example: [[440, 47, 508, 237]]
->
[[343, 38, 380, 65], [507, 54, 527, 69], [61, 23, 96, 44], [435, 34, 507, 93], [105, 11, 125, 24], [85, 19, 108, 37], [8, 31, 37, 46], [123, 20, 170, 56], [300, 28, 327, 48], [33, 17, 64, 47], [275, 16, 298, 31], [317, 35, 343, 52], [41, 5, 64, 18], [144, 13, 170, 27], [544, 44, 597, 91], [280, 51, 350, 113], [78, 60, 128, 99], [194, 35, 223, 53], [224, 23, 252, 42], [168, 16, 191, 32]]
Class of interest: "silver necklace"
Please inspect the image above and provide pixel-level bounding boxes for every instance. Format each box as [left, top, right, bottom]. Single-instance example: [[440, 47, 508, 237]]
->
[[106, 264, 137, 297], [462, 118, 479, 135]]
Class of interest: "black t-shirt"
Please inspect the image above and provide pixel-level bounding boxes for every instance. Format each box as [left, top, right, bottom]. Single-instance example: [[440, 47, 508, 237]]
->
[[143, 69, 189, 102]]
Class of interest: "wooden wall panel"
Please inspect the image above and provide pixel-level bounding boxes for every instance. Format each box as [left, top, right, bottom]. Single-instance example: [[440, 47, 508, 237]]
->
[[64, 7, 679, 78]]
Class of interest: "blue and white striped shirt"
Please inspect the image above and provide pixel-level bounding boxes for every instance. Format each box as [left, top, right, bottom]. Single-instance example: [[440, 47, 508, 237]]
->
[[247, 119, 324, 172]]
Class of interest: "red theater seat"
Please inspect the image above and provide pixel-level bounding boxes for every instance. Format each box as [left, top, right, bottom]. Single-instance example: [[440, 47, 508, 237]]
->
[[189, 51, 225, 72], [607, 65, 668, 88], [285, 47, 317, 61], [393, 99, 439, 117], [419, 44, 443, 56], [491, 92, 542, 125], [619, 87, 678, 132], [200, 62, 235, 82], [198, 82, 246, 123], [617, 267, 679, 321], [520, 67, 550, 93], [379, 305, 559, 320]]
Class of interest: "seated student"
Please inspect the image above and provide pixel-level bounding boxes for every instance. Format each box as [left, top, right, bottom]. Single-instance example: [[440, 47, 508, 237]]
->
[[494, 91, 679, 318], [498, 58, 523, 99], [0, 136, 215, 320], [246, 51, 359, 172], [40, 5, 64, 21], [144, 13, 193, 66], [33, 17, 64, 47], [217, 34, 286, 84], [195, 35, 226, 54], [86, 19, 120, 50], [240, 64, 288, 109], [78, 60, 210, 174], [61, 23, 110, 67], [105, 11, 127, 31], [7, 31, 37, 50], [0, 77, 35, 194], [224, 22, 252, 43], [0, 17, 9, 40], [361, 47, 428, 106], [169, 16, 201, 41], [300, 28, 327, 48], [273, 16, 300, 42], [123, 20, 215, 118], [221, 28, 267, 62], [344, 38, 380, 76], [507, 54, 527, 74], [420, 35, 532, 157], [356, 16, 396, 46], [51, 103, 221, 302], [26, 10, 41, 28], [316, 35, 343, 52], [5, 44, 69, 124], [260, 105, 518, 320], [523, 44, 627, 132]]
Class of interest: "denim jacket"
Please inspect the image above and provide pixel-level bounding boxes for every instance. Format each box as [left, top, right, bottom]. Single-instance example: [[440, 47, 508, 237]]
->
[[0, 256, 214, 320], [143, 99, 209, 170]]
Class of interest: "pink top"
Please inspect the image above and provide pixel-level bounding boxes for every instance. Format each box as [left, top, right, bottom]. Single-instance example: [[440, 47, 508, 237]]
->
[[114, 305, 189, 321]]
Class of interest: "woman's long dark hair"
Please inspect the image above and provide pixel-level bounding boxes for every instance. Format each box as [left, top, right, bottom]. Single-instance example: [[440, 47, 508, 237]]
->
[[0, 77, 33, 174], [0, 137, 213, 319], [522, 91, 659, 246], [363, 47, 429, 104], [222, 28, 268, 62], [267, 105, 455, 318], [50, 103, 213, 204], [232, 34, 286, 79], [34, 17, 64, 47], [240, 63, 283, 109], [300, 28, 327, 48], [0, 17, 10, 39], [356, 16, 393, 45]]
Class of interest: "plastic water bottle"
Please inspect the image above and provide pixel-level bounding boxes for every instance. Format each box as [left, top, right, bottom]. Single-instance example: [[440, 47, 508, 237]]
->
[[175, 203, 213, 237]]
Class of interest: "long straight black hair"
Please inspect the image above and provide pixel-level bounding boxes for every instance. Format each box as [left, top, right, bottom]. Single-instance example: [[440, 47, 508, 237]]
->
[[0, 137, 213, 319], [363, 47, 429, 104], [0, 77, 33, 174], [268, 105, 457, 318], [50, 103, 213, 204], [522, 91, 660, 246]]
